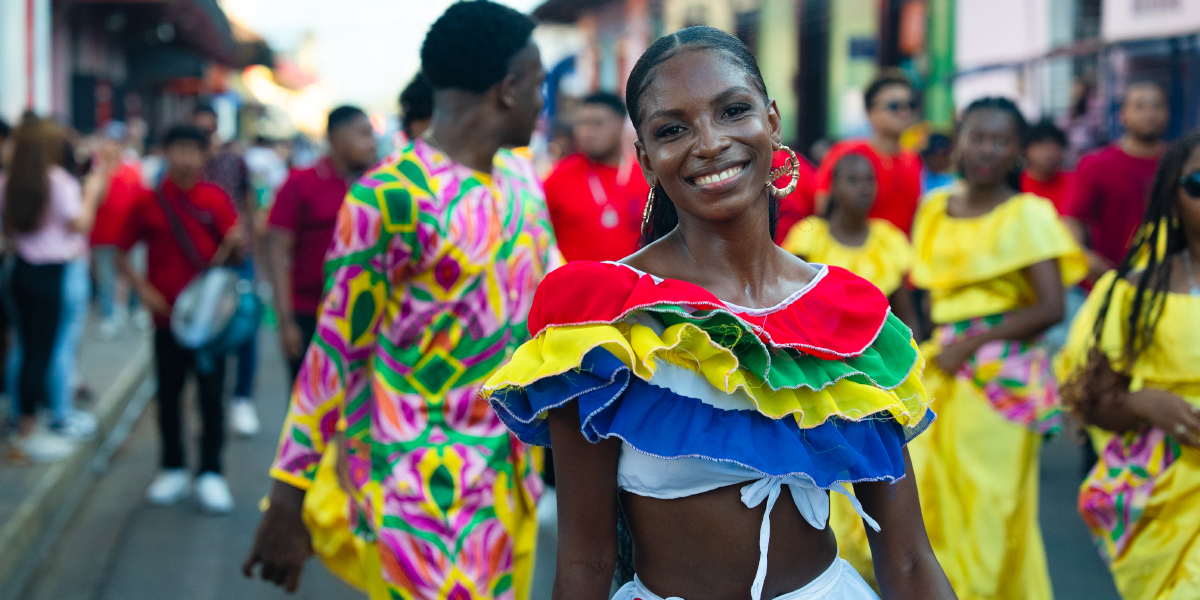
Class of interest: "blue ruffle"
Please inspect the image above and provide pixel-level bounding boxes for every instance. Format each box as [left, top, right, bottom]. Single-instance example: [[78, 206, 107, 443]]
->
[[490, 347, 933, 489]]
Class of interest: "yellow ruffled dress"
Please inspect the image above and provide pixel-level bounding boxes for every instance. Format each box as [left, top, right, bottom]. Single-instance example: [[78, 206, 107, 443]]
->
[[908, 191, 1086, 600], [781, 216, 914, 588], [781, 217, 913, 296], [1058, 271, 1200, 599]]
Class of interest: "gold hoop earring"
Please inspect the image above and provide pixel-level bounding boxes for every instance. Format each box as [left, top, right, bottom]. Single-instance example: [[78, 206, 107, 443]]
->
[[767, 145, 800, 199], [641, 185, 657, 236]]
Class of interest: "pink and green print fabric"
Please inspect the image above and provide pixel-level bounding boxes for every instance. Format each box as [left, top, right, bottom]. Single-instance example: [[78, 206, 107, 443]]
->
[[1079, 426, 1180, 564], [934, 313, 1063, 434], [271, 138, 561, 599]]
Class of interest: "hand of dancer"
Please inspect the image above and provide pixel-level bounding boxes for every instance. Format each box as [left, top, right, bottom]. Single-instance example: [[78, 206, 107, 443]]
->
[[934, 340, 975, 376], [279, 319, 305, 361], [1132, 389, 1200, 447], [243, 481, 313, 592]]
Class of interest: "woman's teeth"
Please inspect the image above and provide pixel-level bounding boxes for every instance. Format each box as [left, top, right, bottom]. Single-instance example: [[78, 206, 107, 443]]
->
[[694, 165, 745, 186]]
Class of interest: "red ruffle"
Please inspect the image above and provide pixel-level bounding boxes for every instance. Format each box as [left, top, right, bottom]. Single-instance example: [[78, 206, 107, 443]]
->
[[527, 261, 890, 359]]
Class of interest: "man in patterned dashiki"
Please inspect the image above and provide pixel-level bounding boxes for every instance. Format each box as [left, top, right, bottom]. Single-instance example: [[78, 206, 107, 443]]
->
[[243, 3, 560, 599]]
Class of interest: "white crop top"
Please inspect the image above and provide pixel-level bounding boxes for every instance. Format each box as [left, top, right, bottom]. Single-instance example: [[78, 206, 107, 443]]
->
[[618, 446, 879, 600]]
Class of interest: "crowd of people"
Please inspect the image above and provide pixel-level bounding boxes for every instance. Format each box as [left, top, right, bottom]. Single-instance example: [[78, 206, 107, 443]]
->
[[2, 0, 1195, 598]]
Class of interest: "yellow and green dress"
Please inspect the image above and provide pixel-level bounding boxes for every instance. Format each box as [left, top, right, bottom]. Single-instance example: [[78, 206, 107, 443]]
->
[[1058, 271, 1200, 599], [907, 191, 1086, 599], [781, 216, 914, 588]]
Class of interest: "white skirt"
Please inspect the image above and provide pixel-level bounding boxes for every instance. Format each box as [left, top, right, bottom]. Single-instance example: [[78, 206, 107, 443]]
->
[[611, 557, 879, 600]]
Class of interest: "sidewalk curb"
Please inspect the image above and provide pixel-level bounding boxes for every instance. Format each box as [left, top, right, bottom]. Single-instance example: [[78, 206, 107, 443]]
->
[[0, 342, 152, 598]]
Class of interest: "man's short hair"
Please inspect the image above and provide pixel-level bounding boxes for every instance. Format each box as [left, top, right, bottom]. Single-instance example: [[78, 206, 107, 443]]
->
[[194, 101, 217, 117], [581, 91, 627, 119], [1027, 120, 1067, 147], [420, 0, 536, 94], [863, 73, 913, 111], [0, 118, 10, 139], [399, 73, 434, 126], [162, 124, 210, 149], [327, 105, 368, 135]]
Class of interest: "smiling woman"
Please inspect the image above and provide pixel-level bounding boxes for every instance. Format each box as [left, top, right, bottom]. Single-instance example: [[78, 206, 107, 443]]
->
[[484, 26, 957, 600]]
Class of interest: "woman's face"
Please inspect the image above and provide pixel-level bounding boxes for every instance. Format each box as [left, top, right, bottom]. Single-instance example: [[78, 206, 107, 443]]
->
[[634, 48, 781, 229], [958, 108, 1020, 187], [831, 156, 877, 218], [1177, 146, 1200, 245]]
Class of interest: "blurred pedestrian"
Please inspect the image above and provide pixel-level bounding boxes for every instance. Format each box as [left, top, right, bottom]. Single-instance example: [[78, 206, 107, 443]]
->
[[115, 124, 243, 513], [816, 73, 923, 234], [1, 113, 104, 462], [908, 98, 1087, 599], [195, 103, 261, 437], [91, 122, 145, 339], [1066, 82, 1169, 282], [488, 26, 954, 600], [543, 91, 648, 262], [268, 105, 376, 384], [399, 72, 434, 141], [1021, 120, 1074, 214], [1059, 132, 1200, 600], [920, 132, 955, 194], [244, 2, 559, 597]]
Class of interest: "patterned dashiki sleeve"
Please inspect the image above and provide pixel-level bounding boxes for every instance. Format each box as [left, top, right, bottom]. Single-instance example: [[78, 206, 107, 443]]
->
[[269, 164, 415, 489]]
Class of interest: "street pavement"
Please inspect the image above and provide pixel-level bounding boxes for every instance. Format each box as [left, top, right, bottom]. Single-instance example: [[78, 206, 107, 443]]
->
[[17, 329, 1120, 600]]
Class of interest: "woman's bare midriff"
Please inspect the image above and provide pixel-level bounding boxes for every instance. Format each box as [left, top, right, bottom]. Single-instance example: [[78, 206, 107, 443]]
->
[[622, 484, 840, 600]]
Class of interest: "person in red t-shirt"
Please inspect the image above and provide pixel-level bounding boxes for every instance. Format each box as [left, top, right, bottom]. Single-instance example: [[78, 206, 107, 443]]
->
[[268, 106, 377, 381], [543, 92, 650, 262], [1066, 83, 1169, 281], [815, 73, 922, 234], [1021, 120, 1075, 214], [91, 124, 145, 339], [115, 125, 242, 514]]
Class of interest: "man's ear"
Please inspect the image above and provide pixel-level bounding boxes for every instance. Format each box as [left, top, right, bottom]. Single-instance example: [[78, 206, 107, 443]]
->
[[495, 72, 519, 110]]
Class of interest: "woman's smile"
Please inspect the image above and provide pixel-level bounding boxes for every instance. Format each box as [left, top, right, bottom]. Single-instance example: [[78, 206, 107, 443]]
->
[[688, 160, 750, 192]]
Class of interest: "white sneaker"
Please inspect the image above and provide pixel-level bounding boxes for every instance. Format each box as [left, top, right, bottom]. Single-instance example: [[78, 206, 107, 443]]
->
[[229, 398, 260, 437], [56, 410, 97, 440], [195, 473, 234, 514], [12, 430, 75, 463], [98, 318, 121, 340], [146, 469, 190, 505]]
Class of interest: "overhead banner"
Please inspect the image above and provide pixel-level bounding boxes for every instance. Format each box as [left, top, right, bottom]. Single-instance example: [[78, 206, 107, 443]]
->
[[1103, 0, 1200, 42]]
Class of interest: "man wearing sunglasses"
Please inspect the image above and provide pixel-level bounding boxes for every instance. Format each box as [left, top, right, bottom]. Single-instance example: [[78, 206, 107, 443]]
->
[[1066, 81, 1169, 282], [815, 73, 923, 235]]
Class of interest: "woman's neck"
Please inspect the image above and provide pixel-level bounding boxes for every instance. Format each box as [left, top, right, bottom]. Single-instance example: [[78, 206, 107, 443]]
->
[[955, 179, 1015, 217], [669, 199, 786, 303], [827, 208, 870, 248]]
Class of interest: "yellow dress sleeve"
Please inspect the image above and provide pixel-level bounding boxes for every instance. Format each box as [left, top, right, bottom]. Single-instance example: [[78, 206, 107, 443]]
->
[[866, 219, 913, 296], [781, 217, 822, 258]]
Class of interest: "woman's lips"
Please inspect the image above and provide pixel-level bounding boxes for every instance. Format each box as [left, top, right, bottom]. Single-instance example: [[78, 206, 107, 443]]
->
[[689, 162, 749, 192]]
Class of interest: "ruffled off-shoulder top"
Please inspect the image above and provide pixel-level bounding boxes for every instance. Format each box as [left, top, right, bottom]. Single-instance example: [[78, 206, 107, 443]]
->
[[483, 261, 933, 600]]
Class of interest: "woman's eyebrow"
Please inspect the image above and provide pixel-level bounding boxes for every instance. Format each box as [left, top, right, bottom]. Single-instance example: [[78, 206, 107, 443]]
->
[[645, 86, 756, 123]]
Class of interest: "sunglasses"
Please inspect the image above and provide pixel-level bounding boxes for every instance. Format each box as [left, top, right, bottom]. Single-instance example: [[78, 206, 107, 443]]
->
[[877, 100, 917, 114], [1182, 172, 1200, 198]]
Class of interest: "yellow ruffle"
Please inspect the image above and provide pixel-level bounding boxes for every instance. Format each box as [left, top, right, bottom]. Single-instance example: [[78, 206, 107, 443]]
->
[[483, 322, 930, 429], [781, 217, 913, 296], [1058, 271, 1200, 389], [911, 191, 1087, 324], [302, 444, 368, 591]]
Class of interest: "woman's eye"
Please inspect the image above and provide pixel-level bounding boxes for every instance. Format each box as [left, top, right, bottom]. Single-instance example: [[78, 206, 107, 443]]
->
[[655, 124, 684, 138], [724, 104, 751, 118]]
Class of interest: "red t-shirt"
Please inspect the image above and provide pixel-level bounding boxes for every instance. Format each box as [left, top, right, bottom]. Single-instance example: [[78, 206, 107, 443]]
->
[[815, 140, 923, 234], [772, 150, 817, 245], [91, 163, 144, 246], [117, 178, 238, 326], [1020, 170, 1075, 214], [1066, 144, 1161, 268], [543, 153, 649, 262], [267, 157, 350, 315]]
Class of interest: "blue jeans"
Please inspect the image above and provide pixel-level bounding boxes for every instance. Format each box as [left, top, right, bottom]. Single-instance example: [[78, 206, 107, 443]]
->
[[233, 259, 258, 399], [93, 246, 118, 320]]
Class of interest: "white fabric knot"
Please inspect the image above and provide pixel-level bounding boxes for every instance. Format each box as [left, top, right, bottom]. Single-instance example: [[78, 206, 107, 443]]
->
[[739, 476, 880, 600]]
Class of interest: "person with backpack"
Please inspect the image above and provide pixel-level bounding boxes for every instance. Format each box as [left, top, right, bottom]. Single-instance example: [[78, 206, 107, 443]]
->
[[115, 124, 244, 513]]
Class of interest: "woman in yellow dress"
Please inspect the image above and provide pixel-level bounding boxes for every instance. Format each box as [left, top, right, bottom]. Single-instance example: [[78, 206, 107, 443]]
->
[[781, 152, 917, 588], [907, 97, 1087, 599], [1058, 132, 1200, 600]]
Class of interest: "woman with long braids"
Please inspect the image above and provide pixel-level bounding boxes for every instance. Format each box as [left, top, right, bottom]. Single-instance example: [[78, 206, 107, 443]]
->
[[1058, 132, 1200, 599], [485, 27, 955, 600], [907, 97, 1087, 599]]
